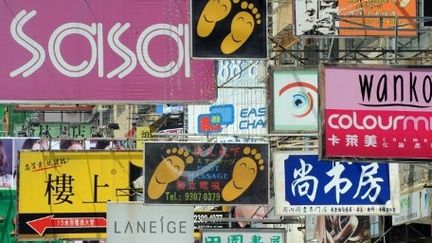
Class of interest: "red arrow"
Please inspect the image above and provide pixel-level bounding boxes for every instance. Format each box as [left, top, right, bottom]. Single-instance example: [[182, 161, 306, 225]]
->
[[27, 215, 106, 236]]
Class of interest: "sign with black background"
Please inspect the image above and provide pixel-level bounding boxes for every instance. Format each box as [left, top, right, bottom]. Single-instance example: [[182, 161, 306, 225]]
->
[[144, 142, 269, 204], [191, 0, 267, 58], [424, 0, 432, 27]]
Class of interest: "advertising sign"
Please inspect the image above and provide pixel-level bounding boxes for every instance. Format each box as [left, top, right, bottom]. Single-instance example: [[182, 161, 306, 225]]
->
[[0, 0, 215, 103], [18, 151, 142, 240], [392, 190, 421, 225], [106, 203, 194, 243], [144, 142, 269, 205], [270, 68, 318, 132], [191, 0, 267, 58], [273, 151, 399, 215], [294, 0, 416, 36], [201, 228, 286, 243], [14, 123, 92, 138], [188, 61, 267, 142], [305, 215, 371, 243], [320, 65, 432, 161], [0, 138, 13, 188], [194, 211, 230, 233]]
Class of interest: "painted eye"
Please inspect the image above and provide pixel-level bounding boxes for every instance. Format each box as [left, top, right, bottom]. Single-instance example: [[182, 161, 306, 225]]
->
[[279, 82, 317, 118]]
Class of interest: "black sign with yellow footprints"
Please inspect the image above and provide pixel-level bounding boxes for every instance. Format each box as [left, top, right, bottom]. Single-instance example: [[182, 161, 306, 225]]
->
[[192, 0, 267, 58]]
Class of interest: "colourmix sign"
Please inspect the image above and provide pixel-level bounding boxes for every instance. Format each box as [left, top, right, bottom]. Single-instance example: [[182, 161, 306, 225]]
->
[[0, 0, 215, 103], [320, 64, 432, 161]]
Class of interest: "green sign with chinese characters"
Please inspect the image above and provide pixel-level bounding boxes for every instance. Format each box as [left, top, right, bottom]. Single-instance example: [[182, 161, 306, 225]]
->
[[201, 228, 286, 243]]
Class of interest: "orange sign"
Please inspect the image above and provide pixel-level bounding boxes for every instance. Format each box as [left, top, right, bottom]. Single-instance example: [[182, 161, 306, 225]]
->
[[338, 0, 416, 36]]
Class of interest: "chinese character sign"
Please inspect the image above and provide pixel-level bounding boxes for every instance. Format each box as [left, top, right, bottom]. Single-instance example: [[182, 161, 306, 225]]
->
[[321, 65, 432, 161], [201, 228, 286, 243], [273, 151, 400, 215], [18, 151, 142, 240], [144, 142, 269, 204]]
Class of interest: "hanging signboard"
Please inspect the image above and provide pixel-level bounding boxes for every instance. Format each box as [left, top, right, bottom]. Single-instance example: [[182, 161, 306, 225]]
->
[[273, 151, 400, 215], [143, 142, 269, 205], [270, 67, 318, 132], [320, 64, 432, 161], [0, 0, 215, 103], [17, 151, 142, 240], [191, 0, 268, 58], [294, 0, 416, 36]]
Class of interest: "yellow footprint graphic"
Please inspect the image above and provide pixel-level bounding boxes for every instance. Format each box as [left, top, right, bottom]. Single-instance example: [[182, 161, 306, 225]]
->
[[147, 147, 193, 200], [222, 147, 265, 202], [197, 0, 239, 37], [220, 1, 261, 54]]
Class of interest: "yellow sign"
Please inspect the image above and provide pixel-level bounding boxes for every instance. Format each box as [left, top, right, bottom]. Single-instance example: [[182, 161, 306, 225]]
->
[[18, 151, 142, 240]]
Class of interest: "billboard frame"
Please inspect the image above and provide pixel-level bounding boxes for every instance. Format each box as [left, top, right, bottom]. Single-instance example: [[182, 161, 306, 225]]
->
[[268, 65, 319, 134]]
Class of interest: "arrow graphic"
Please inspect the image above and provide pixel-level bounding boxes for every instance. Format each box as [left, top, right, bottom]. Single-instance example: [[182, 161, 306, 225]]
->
[[26, 215, 107, 236]]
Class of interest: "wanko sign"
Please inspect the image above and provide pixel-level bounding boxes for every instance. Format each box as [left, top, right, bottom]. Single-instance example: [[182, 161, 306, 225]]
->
[[320, 64, 432, 161]]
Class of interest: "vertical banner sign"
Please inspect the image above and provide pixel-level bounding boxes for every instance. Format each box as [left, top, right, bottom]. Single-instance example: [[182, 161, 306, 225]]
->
[[273, 151, 400, 215], [191, 0, 267, 58], [271, 68, 318, 132], [18, 151, 142, 240], [294, 0, 416, 36], [107, 203, 194, 243], [424, 0, 432, 27], [0, 138, 13, 188], [321, 65, 432, 161], [0, 0, 215, 103], [144, 142, 269, 205]]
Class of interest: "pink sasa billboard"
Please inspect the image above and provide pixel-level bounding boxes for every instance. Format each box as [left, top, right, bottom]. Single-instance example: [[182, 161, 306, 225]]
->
[[0, 0, 215, 103], [320, 64, 432, 161]]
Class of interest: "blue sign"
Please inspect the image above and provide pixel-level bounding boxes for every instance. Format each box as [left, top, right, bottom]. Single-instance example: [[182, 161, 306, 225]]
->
[[285, 155, 390, 205], [273, 152, 399, 215]]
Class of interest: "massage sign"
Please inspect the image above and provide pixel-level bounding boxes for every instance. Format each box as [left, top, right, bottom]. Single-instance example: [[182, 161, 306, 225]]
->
[[320, 65, 432, 161], [143, 142, 269, 204]]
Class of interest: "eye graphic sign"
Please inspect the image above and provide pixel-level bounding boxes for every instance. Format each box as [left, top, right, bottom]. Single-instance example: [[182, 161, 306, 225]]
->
[[0, 0, 215, 103], [17, 151, 142, 240], [273, 151, 400, 216], [191, 0, 267, 58], [320, 64, 432, 161], [270, 68, 318, 132], [143, 142, 269, 205]]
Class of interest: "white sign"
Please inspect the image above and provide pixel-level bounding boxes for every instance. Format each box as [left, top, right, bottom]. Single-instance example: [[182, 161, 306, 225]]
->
[[392, 190, 421, 226], [202, 228, 286, 243], [107, 203, 194, 243]]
